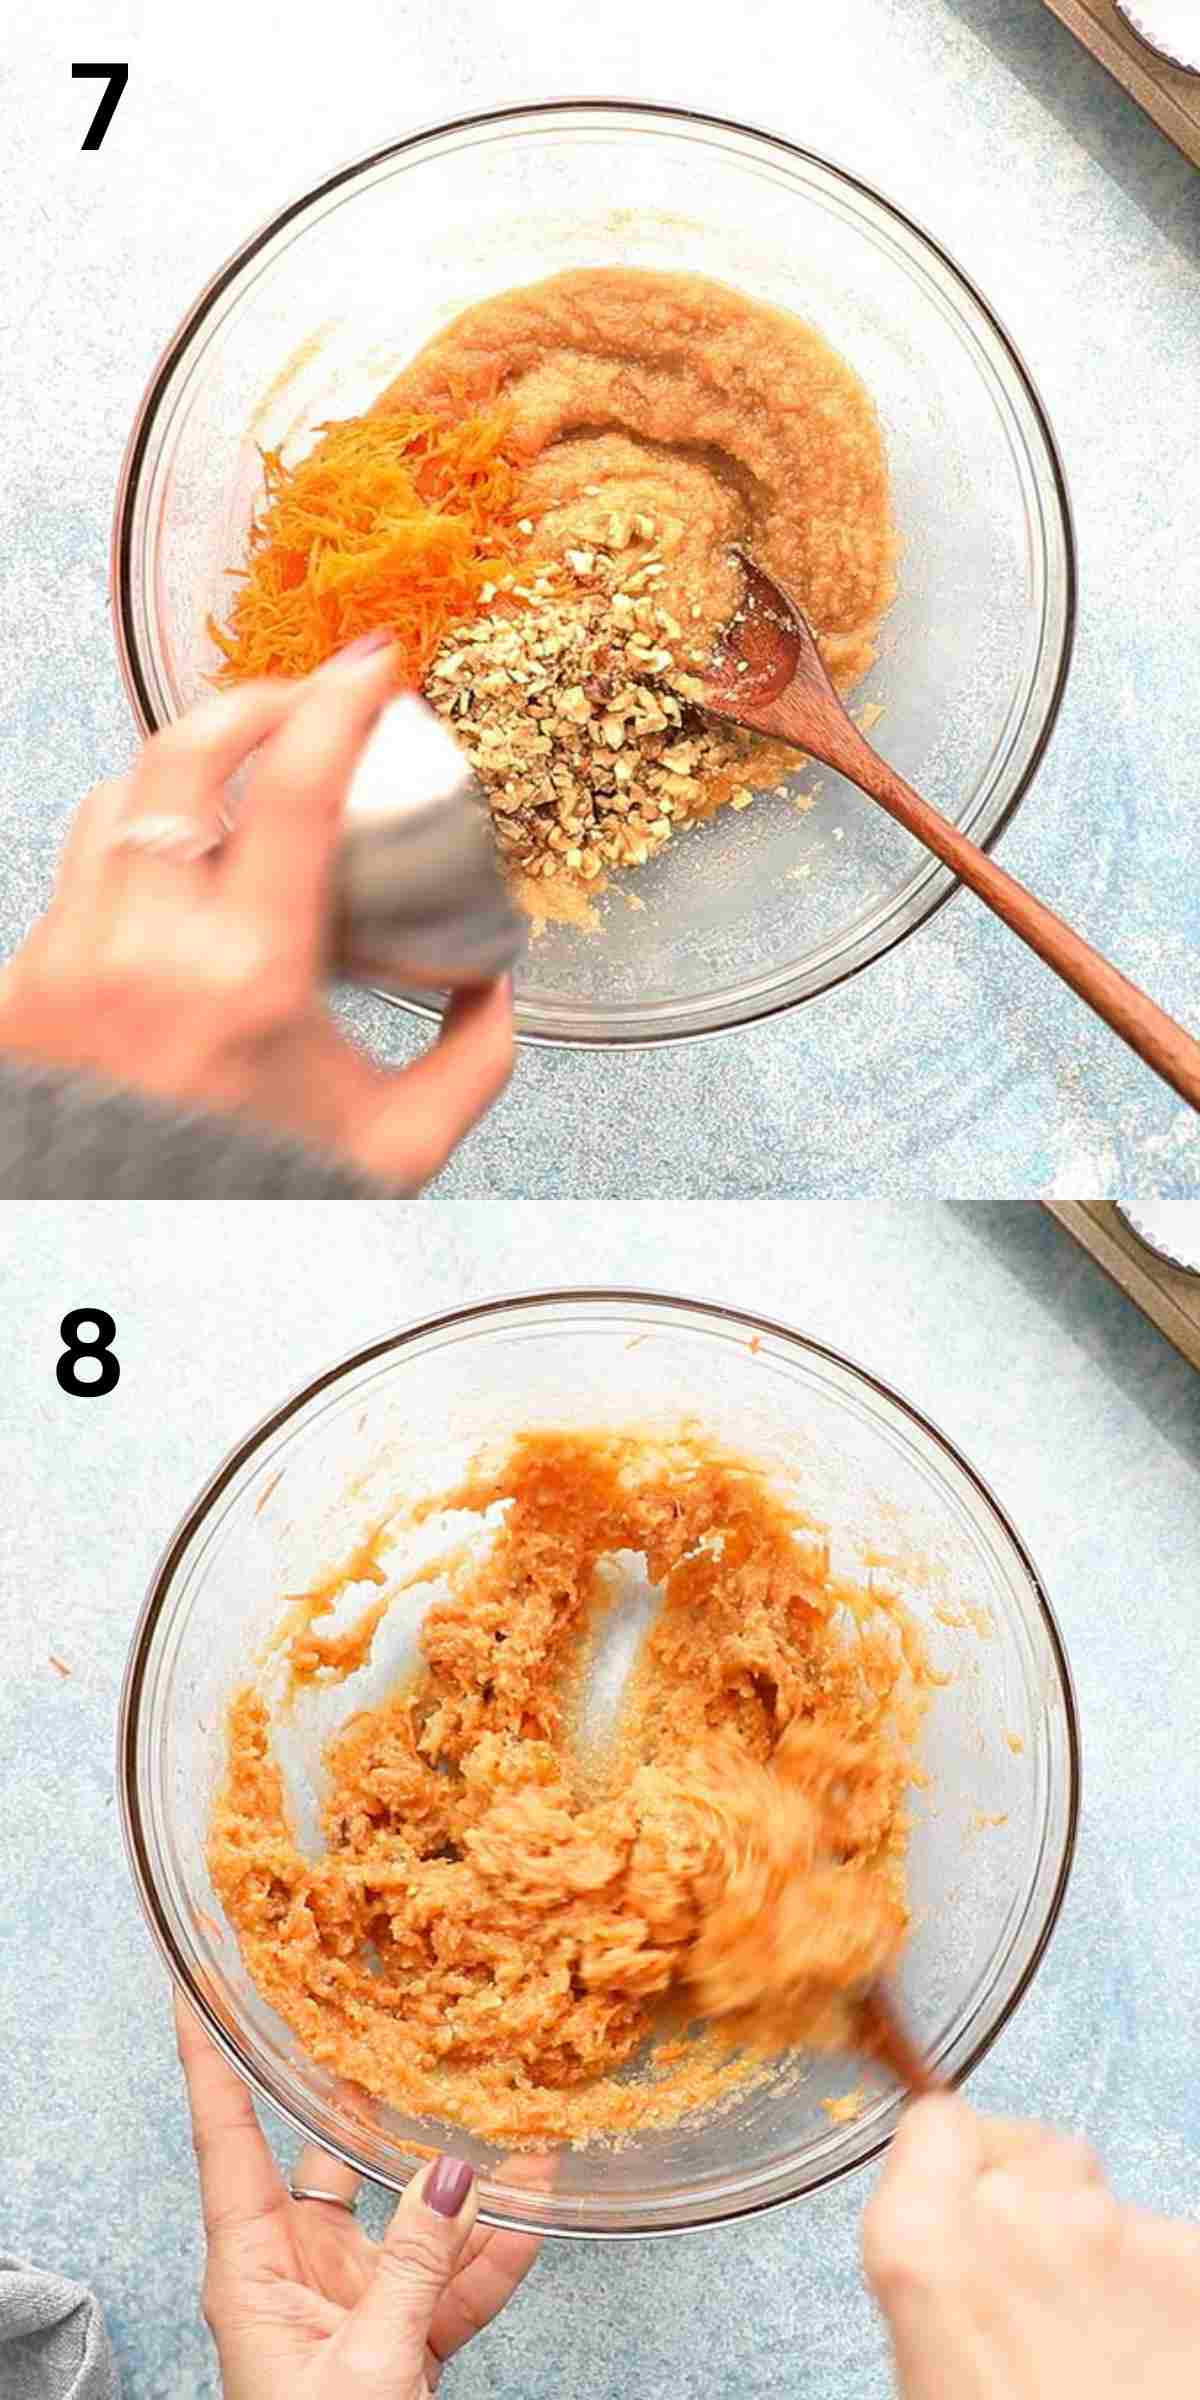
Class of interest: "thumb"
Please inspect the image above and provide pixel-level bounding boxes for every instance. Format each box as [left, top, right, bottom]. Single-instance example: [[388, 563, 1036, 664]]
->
[[341, 2154, 478, 2390]]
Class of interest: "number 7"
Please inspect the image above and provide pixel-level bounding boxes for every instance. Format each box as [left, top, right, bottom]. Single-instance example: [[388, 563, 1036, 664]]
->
[[72, 62, 128, 152]]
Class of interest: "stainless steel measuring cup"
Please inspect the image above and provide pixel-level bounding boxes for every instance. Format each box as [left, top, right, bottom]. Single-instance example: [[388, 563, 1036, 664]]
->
[[332, 694, 525, 995]]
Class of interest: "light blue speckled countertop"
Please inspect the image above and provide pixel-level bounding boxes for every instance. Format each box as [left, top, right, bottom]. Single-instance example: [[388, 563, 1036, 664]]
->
[[2, 1200, 1199, 2395], [1, 0, 1199, 1196]]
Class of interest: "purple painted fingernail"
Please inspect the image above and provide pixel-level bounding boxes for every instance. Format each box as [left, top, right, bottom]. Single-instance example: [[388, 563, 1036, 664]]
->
[[425, 2154, 474, 2218], [325, 628, 395, 668]]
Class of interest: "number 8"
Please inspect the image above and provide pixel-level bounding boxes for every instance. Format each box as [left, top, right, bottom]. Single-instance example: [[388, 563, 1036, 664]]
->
[[58, 1309, 120, 1397]]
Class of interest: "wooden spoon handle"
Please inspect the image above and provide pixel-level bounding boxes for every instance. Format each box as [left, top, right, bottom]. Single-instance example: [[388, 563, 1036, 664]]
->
[[858, 1984, 941, 2098], [803, 713, 1200, 1110]]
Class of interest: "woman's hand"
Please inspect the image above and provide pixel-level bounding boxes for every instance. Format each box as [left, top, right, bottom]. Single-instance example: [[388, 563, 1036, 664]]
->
[[864, 2093, 1200, 2400], [175, 1995, 540, 2399], [0, 638, 513, 1188]]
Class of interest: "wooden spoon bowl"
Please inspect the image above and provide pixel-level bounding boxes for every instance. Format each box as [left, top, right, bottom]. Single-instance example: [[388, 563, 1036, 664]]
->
[[703, 554, 1200, 1112]]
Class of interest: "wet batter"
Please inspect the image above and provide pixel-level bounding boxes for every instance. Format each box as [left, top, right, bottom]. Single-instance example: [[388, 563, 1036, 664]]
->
[[209, 1431, 928, 2147], [382, 267, 896, 686]]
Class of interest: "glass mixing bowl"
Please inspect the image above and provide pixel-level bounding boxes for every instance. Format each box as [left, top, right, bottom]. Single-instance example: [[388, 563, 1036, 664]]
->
[[112, 101, 1075, 1049], [118, 1290, 1078, 2236]]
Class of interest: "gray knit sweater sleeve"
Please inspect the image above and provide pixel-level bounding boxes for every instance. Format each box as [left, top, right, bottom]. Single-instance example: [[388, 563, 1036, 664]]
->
[[0, 1060, 384, 1198], [0, 2252, 120, 2400]]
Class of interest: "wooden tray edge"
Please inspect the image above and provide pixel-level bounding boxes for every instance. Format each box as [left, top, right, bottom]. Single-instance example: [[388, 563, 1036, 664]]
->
[[1045, 1201, 1200, 1369], [1039, 0, 1200, 165]]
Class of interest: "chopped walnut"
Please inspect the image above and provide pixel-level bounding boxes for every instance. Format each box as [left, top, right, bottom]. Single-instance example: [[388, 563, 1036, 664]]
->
[[424, 533, 768, 893]]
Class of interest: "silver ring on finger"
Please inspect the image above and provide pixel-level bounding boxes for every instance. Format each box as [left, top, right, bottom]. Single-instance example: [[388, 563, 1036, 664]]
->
[[110, 810, 226, 865], [289, 2181, 358, 2213]]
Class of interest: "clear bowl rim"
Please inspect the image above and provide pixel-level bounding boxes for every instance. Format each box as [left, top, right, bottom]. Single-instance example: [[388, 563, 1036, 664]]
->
[[109, 95, 1078, 1053], [117, 1283, 1081, 2238]]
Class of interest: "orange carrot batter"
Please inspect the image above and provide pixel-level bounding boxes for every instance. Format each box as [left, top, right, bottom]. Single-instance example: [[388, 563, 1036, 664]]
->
[[209, 1431, 928, 2147]]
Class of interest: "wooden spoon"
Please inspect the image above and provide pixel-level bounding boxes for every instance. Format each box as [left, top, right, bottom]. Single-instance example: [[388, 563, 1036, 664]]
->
[[703, 554, 1200, 1111], [858, 1983, 941, 2099]]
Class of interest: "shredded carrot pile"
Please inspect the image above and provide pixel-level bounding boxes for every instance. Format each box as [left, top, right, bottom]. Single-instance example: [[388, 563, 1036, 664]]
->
[[209, 406, 523, 689]]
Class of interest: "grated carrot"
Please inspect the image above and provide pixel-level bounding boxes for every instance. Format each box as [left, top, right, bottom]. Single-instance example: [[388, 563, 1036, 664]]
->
[[208, 405, 523, 689]]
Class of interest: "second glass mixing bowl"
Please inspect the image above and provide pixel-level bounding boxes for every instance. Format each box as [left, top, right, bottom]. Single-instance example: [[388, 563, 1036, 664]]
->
[[112, 101, 1075, 1048], [119, 1289, 1078, 2236]]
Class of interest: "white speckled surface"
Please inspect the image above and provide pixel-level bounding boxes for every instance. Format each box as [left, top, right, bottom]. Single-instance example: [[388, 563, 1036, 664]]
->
[[1, 0, 1199, 1195], [2, 1200, 1199, 2394]]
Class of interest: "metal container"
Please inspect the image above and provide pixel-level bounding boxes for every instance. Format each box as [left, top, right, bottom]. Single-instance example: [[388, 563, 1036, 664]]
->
[[332, 695, 525, 994], [1114, 1202, 1200, 1277], [1112, 0, 1200, 73]]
